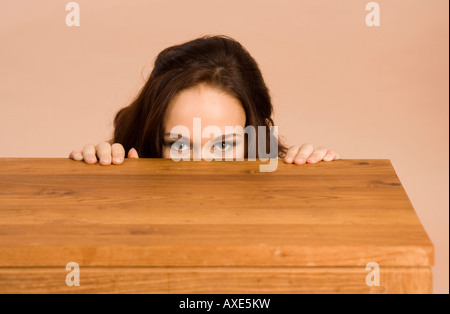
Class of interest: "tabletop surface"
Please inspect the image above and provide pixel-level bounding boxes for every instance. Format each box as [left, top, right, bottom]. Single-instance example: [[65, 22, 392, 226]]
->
[[0, 158, 433, 268]]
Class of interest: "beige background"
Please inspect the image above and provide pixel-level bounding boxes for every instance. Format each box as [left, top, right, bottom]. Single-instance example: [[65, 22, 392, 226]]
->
[[0, 0, 448, 293]]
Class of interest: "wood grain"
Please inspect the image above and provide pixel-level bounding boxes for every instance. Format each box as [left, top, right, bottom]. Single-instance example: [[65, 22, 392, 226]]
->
[[0, 267, 432, 294], [0, 158, 434, 293]]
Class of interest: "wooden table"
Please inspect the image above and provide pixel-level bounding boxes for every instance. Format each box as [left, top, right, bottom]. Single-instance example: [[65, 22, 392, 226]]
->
[[0, 158, 433, 294]]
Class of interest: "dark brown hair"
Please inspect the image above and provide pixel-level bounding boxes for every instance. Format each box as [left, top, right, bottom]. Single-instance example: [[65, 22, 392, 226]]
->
[[110, 35, 287, 158]]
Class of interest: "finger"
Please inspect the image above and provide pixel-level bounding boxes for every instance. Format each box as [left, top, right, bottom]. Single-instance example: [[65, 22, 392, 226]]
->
[[128, 147, 139, 159], [96, 142, 112, 165], [323, 150, 337, 162], [82, 144, 97, 164], [335, 153, 341, 160], [283, 145, 300, 163], [69, 149, 83, 161], [127, 148, 139, 159], [306, 147, 328, 164], [111, 143, 125, 164], [294, 143, 315, 164]]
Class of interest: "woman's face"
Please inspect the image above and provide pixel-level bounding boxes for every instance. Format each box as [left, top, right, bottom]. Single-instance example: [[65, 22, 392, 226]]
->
[[163, 83, 246, 160]]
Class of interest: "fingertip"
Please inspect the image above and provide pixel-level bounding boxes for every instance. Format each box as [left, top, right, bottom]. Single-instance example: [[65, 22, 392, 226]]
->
[[113, 156, 124, 164], [128, 148, 139, 159], [69, 150, 83, 161], [294, 157, 306, 165], [323, 154, 333, 162], [99, 158, 111, 166], [85, 156, 97, 164]]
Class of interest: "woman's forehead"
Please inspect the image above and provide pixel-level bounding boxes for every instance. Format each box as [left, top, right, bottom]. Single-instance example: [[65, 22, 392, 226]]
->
[[164, 83, 246, 133]]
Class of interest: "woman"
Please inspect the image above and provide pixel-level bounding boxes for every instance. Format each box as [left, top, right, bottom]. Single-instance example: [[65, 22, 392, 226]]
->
[[69, 35, 340, 165]]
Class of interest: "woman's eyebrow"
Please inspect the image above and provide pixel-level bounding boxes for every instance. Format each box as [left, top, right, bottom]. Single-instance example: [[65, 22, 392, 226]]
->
[[164, 133, 190, 142], [210, 133, 242, 142]]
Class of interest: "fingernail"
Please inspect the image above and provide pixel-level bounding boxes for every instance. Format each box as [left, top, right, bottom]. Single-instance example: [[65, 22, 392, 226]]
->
[[100, 158, 111, 164], [295, 157, 305, 164], [87, 157, 96, 163], [285, 157, 293, 163], [74, 153, 82, 160], [323, 154, 332, 161], [114, 157, 123, 163]]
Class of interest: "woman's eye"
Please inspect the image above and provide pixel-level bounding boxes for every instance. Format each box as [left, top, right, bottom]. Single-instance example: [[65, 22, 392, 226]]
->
[[214, 142, 233, 152], [171, 142, 190, 151]]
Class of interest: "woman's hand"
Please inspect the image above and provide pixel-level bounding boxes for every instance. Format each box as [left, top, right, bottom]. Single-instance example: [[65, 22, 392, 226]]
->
[[69, 142, 139, 165], [283, 143, 340, 165]]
